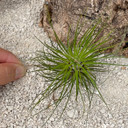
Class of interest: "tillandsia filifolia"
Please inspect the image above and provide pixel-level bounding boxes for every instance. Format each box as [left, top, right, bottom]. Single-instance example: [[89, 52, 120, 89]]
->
[[30, 20, 127, 126]]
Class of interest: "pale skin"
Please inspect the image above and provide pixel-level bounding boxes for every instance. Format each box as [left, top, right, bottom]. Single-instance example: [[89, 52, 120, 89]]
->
[[0, 48, 26, 85]]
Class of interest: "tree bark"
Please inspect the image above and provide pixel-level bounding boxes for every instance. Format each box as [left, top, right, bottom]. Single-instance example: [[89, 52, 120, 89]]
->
[[40, 0, 128, 57]]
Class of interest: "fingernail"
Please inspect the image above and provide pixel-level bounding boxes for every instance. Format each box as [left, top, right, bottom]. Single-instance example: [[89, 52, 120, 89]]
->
[[15, 65, 26, 79]]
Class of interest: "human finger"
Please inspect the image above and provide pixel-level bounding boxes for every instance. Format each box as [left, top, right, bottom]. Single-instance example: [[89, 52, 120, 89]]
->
[[0, 63, 26, 85]]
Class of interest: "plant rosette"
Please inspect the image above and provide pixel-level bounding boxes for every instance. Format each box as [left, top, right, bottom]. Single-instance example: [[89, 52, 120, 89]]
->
[[30, 21, 128, 126]]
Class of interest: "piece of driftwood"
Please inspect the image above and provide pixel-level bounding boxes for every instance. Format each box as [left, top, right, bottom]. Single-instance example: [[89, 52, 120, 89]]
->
[[40, 0, 128, 57]]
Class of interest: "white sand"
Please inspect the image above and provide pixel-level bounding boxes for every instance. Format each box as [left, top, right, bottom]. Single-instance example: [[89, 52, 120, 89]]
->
[[0, 0, 128, 128]]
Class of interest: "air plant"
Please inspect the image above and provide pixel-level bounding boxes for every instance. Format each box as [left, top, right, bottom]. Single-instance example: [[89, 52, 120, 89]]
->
[[30, 20, 127, 125]]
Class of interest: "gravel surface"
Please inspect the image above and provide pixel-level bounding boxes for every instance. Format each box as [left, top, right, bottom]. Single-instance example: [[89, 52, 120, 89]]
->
[[0, 0, 128, 128]]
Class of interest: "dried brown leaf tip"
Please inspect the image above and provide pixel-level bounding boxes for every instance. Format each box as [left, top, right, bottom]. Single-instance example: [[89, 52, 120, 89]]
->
[[121, 66, 126, 70]]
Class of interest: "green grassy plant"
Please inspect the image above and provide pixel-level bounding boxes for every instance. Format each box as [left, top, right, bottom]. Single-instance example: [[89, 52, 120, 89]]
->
[[30, 21, 127, 125]]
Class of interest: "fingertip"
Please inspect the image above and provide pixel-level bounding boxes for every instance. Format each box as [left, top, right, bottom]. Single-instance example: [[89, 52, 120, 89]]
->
[[15, 64, 26, 79], [0, 63, 26, 85]]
